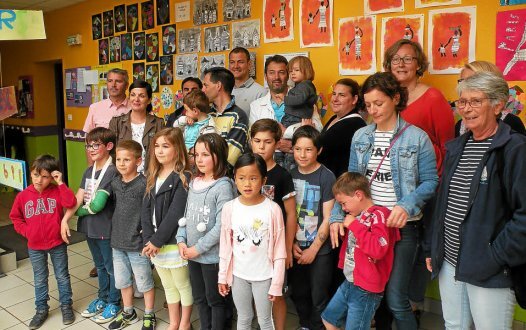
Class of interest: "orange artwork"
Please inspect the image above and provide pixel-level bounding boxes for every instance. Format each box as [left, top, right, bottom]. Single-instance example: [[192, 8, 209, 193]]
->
[[415, 0, 460, 8], [381, 15, 424, 65], [365, 0, 403, 15], [0, 86, 18, 120], [339, 16, 376, 75], [428, 6, 476, 74], [263, 0, 294, 43], [300, 0, 333, 48]]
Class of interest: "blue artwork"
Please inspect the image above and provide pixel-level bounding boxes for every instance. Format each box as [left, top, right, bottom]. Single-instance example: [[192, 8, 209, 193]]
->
[[501, 0, 526, 6]]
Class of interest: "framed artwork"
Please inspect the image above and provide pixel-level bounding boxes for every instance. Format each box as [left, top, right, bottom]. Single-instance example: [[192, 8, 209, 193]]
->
[[204, 25, 230, 53], [162, 24, 177, 55], [199, 54, 226, 78], [103, 10, 114, 37], [380, 14, 424, 65], [338, 16, 377, 75], [194, 0, 219, 25], [415, 0, 460, 8], [110, 36, 121, 63], [178, 27, 201, 53], [500, 0, 526, 5], [121, 33, 133, 61], [133, 62, 145, 81], [127, 3, 139, 32], [146, 64, 159, 92], [365, 0, 403, 15], [157, 0, 170, 25], [99, 38, 109, 65], [223, 0, 251, 21], [300, 0, 333, 48], [175, 54, 198, 80], [141, 0, 155, 30], [232, 19, 260, 49], [92, 14, 102, 40], [114, 4, 126, 33], [263, 0, 293, 43], [160, 55, 174, 85], [496, 9, 526, 80], [133, 32, 146, 60], [146, 32, 159, 62]]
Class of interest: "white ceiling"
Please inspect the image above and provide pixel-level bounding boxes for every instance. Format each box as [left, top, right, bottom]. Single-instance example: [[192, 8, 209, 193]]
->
[[0, 0, 87, 12]]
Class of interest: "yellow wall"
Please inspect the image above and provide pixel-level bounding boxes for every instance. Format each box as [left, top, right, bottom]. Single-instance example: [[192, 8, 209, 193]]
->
[[1, 0, 525, 130]]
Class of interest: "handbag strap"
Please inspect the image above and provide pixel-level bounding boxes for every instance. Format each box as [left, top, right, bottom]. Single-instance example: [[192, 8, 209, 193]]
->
[[369, 124, 411, 186]]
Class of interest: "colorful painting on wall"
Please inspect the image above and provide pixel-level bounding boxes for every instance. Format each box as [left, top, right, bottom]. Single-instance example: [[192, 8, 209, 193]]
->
[[99, 38, 109, 64], [146, 32, 159, 62], [127, 3, 139, 32], [496, 9, 526, 80], [428, 6, 477, 74], [114, 4, 126, 33], [365, 0, 403, 15], [121, 33, 133, 61], [141, 0, 155, 30], [146, 64, 159, 92], [133, 62, 145, 81], [103, 10, 114, 37], [381, 14, 424, 65], [110, 36, 121, 63], [133, 32, 146, 60], [500, 0, 526, 6], [0, 87, 18, 121], [338, 16, 377, 75], [92, 14, 102, 40], [300, 0, 333, 47], [160, 55, 174, 85], [263, 0, 294, 43], [162, 24, 177, 55], [415, 0, 460, 8], [157, 0, 170, 25]]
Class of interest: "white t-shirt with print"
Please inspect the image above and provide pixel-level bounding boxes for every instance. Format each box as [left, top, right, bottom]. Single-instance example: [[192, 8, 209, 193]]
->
[[131, 122, 146, 173]]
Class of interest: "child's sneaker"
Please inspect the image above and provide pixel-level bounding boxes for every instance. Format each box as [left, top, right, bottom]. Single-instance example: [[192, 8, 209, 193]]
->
[[28, 310, 48, 330], [61, 304, 75, 325], [108, 309, 139, 329], [142, 312, 156, 330], [92, 303, 121, 324], [81, 298, 106, 317]]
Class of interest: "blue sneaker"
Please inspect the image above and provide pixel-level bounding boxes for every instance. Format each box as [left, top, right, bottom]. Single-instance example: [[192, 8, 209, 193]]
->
[[92, 303, 121, 324], [81, 299, 106, 318]]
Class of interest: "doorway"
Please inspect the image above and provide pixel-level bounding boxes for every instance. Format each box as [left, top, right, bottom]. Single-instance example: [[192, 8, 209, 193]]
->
[[53, 61, 68, 183]]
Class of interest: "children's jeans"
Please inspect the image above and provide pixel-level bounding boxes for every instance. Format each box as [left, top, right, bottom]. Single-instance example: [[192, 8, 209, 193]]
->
[[87, 238, 120, 305]]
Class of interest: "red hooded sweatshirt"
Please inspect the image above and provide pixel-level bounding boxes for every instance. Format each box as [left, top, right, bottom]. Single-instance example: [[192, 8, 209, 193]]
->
[[10, 184, 76, 250]]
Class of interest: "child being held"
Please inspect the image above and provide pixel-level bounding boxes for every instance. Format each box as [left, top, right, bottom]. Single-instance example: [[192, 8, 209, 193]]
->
[[322, 172, 400, 330]]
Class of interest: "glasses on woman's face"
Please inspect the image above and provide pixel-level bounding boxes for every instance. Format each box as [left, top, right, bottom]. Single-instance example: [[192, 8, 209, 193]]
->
[[391, 56, 417, 65], [455, 98, 495, 109], [85, 143, 102, 150]]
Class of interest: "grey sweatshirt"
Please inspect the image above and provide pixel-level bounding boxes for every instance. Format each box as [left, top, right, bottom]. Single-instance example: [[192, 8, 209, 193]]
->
[[176, 177, 236, 264]]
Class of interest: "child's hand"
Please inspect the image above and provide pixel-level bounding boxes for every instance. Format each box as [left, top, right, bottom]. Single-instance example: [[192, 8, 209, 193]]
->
[[60, 219, 71, 244], [298, 246, 317, 265], [292, 242, 302, 260], [184, 246, 200, 259], [178, 242, 188, 259], [268, 294, 276, 302], [301, 118, 313, 127], [285, 250, 293, 269], [343, 214, 355, 228], [186, 117, 195, 126], [330, 222, 345, 249], [142, 241, 160, 258], [218, 283, 230, 297], [426, 258, 432, 272], [51, 171, 63, 185]]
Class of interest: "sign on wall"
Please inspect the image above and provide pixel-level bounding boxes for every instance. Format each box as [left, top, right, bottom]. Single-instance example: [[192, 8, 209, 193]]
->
[[0, 10, 46, 40], [0, 157, 27, 191]]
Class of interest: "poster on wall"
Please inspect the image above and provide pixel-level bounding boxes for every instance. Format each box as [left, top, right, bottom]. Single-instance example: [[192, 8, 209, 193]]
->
[[103, 10, 114, 37], [415, 0, 460, 8], [176, 54, 199, 80], [232, 20, 260, 49], [176, 1, 190, 22], [133, 62, 145, 81], [162, 25, 177, 55], [0, 87, 18, 120], [65, 67, 92, 107], [263, 0, 294, 43], [300, 0, 333, 48], [114, 4, 126, 33], [204, 25, 230, 53], [178, 27, 201, 53], [17, 76, 34, 118], [0, 10, 46, 40], [146, 32, 159, 62], [338, 16, 377, 75], [381, 14, 424, 65], [142, 0, 155, 30], [92, 14, 102, 40], [500, 0, 526, 6], [127, 3, 139, 32], [496, 9, 526, 80], [223, 0, 251, 21], [99, 38, 109, 65], [160, 55, 174, 85], [133, 32, 146, 60], [121, 33, 133, 61], [146, 64, 159, 92], [199, 54, 226, 78], [157, 0, 170, 25], [110, 36, 121, 63], [194, 0, 219, 25], [365, 0, 403, 15], [428, 6, 476, 74]]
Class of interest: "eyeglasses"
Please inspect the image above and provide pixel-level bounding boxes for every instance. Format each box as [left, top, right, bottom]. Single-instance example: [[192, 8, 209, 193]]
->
[[391, 56, 417, 65], [455, 98, 495, 109], [85, 143, 102, 150]]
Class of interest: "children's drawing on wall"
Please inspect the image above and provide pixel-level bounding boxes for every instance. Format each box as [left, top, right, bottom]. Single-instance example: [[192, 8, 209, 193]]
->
[[99, 39, 109, 65], [178, 27, 201, 53], [121, 33, 133, 60], [249, 52, 256, 78], [157, 0, 170, 25], [103, 10, 114, 37], [415, 0, 460, 8], [338, 16, 376, 75], [428, 6, 476, 74], [114, 4, 126, 33], [162, 24, 176, 55], [200, 54, 226, 78], [193, 0, 219, 25], [300, 0, 333, 48], [381, 14, 424, 65], [141, 0, 155, 30], [110, 36, 121, 63], [146, 64, 159, 92], [223, 0, 251, 21], [152, 95, 161, 114], [92, 14, 102, 40], [0, 87, 18, 121], [161, 86, 174, 110], [176, 1, 191, 22], [160, 55, 174, 85], [204, 25, 230, 53], [176, 54, 199, 80], [17, 76, 33, 118], [496, 9, 526, 80], [127, 4, 139, 32], [146, 32, 159, 62], [133, 62, 145, 82], [365, 0, 403, 15], [263, 0, 294, 43], [232, 20, 260, 48], [500, 0, 526, 6], [134, 32, 146, 60]]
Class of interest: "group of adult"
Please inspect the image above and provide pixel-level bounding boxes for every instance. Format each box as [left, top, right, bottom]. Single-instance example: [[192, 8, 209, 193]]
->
[[81, 40, 526, 330]]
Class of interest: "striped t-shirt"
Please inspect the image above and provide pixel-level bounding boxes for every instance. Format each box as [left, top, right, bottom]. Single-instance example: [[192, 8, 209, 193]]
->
[[366, 131, 397, 210], [444, 137, 492, 267]]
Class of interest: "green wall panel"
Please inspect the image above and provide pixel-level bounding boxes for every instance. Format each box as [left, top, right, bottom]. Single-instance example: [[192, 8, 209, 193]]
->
[[66, 140, 87, 192], [24, 135, 59, 165]]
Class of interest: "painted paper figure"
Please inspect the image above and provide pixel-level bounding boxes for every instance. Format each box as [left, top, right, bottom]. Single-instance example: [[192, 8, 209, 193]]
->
[[133, 32, 145, 60], [146, 64, 159, 92], [263, 0, 294, 43], [496, 9, 526, 80], [92, 14, 102, 40], [223, 0, 251, 21], [381, 14, 424, 64], [0, 86, 17, 121], [110, 36, 121, 63], [127, 4, 139, 32], [300, 0, 333, 47], [428, 6, 476, 74], [204, 25, 230, 52], [99, 38, 109, 65], [133, 62, 145, 82], [338, 16, 376, 75], [120, 33, 133, 61], [162, 24, 176, 55], [415, 0, 460, 8], [157, 0, 170, 25], [176, 54, 198, 80], [160, 55, 174, 85], [146, 32, 159, 62], [114, 4, 126, 33], [199, 54, 226, 78], [103, 10, 114, 37], [365, 0, 404, 15], [232, 20, 260, 48], [194, 0, 219, 25], [141, 0, 154, 30], [178, 27, 201, 53]]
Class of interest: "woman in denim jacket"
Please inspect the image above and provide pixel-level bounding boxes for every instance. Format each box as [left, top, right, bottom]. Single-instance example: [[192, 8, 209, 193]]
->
[[329, 72, 438, 330]]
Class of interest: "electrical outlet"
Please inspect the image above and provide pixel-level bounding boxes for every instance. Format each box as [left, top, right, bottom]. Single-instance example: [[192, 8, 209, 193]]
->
[[67, 114, 73, 121]]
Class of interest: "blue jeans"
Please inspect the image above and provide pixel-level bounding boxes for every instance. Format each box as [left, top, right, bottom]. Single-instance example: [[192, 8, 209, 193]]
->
[[87, 238, 120, 305], [28, 244, 72, 311], [322, 281, 383, 330], [112, 249, 154, 292], [439, 261, 516, 330]]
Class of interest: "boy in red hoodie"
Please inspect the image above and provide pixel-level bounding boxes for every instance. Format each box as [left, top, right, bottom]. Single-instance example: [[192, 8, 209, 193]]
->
[[322, 172, 400, 330], [9, 155, 77, 329]]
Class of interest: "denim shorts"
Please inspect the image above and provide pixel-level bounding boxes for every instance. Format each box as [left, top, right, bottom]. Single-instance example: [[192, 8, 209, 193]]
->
[[112, 248, 154, 292], [322, 281, 383, 330]]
